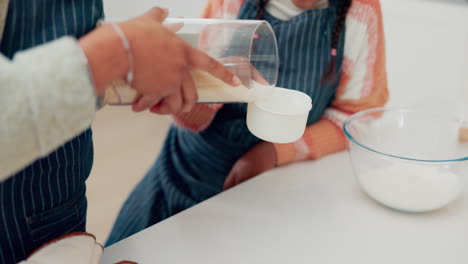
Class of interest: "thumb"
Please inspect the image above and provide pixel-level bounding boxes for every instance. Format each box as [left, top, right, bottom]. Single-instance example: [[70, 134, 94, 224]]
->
[[144, 7, 169, 23]]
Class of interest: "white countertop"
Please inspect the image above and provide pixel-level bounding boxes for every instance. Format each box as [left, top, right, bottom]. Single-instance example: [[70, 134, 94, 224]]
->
[[102, 152, 468, 264]]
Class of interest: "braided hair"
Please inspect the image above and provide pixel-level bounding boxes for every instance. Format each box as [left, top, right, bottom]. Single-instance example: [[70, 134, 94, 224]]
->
[[255, 0, 352, 83], [322, 0, 352, 83], [255, 0, 270, 19]]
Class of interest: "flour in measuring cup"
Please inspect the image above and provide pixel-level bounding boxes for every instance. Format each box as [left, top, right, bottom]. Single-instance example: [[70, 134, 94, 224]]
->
[[358, 163, 461, 212], [253, 88, 311, 115], [100, 70, 255, 105]]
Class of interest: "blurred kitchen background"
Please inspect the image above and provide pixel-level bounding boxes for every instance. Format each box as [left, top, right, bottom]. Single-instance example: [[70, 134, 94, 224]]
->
[[88, 0, 468, 244]]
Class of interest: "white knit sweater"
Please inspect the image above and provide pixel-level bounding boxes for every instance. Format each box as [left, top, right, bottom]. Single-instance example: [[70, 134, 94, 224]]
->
[[0, 0, 96, 180]]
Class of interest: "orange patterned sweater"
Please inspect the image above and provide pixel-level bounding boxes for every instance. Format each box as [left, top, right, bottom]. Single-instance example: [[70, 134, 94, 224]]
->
[[172, 0, 388, 165]]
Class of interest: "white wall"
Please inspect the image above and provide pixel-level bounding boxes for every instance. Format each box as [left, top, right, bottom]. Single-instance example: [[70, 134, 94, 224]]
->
[[381, 0, 468, 109], [103, 0, 468, 109], [103, 0, 206, 20]]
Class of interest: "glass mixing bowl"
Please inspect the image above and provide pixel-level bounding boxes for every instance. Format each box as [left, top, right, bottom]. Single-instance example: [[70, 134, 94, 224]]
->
[[344, 108, 468, 213]]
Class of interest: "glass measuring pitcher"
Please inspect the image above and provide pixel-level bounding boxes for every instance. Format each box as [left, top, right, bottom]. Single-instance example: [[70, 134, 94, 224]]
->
[[101, 18, 279, 105]]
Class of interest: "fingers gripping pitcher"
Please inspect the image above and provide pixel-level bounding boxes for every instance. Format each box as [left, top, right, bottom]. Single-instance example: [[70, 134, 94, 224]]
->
[[101, 18, 312, 143]]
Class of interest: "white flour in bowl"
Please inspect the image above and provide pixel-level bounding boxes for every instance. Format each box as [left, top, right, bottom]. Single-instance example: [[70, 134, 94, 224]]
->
[[358, 163, 462, 212]]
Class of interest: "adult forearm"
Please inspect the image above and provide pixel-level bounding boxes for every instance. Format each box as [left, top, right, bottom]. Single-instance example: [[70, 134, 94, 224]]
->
[[0, 37, 96, 180], [79, 23, 129, 95]]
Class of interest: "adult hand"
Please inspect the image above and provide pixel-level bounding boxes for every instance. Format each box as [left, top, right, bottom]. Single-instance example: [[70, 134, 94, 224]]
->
[[224, 142, 277, 190], [218, 56, 270, 86], [80, 7, 241, 114], [18, 232, 138, 264]]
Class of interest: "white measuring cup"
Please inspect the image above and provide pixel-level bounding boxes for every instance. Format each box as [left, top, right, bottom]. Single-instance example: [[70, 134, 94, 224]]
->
[[247, 87, 312, 144]]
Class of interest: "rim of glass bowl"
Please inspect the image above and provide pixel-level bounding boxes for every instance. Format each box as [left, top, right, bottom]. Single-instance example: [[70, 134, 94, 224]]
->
[[343, 107, 468, 163]]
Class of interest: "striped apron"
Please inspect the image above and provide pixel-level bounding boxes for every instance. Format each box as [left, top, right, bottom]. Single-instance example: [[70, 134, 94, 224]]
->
[[0, 1, 103, 263], [107, 0, 345, 246]]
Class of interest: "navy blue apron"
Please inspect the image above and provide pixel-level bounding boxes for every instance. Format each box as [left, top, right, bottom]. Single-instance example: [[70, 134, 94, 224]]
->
[[107, 0, 345, 246], [0, 1, 103, 263]]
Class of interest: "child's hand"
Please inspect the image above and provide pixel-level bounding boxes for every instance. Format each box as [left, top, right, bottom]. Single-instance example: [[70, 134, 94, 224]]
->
[[224, 142, 277, 190]]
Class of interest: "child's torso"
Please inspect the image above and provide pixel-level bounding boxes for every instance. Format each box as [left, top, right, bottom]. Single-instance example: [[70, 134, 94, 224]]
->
[[266, 0, 329, 20], [208, 0, 345, 146]]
